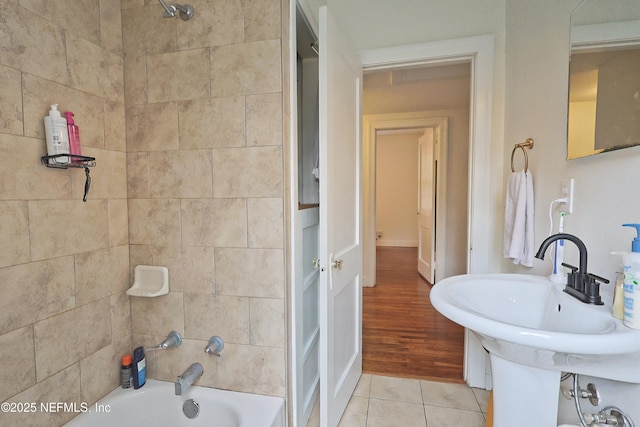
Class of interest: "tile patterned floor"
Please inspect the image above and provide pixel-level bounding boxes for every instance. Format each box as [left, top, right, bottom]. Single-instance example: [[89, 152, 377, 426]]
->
[[306, 374, 490, 427]]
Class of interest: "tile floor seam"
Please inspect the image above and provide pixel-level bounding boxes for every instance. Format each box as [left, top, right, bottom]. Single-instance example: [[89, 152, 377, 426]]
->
[[423, 403, 485, 414]]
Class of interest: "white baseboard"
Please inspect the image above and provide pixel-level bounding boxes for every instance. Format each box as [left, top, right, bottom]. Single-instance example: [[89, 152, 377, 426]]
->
[[376, 239, 418, 247]]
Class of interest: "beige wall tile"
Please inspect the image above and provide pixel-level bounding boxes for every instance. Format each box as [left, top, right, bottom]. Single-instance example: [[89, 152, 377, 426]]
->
[[177, 0, 243, 49], [128, 198, 181, 245], [0, 135, 70, 200], [249, 297, 284, 347], [122, 4, 177, 58], [247, 198, 284, 248], [178, 97, 245, 149], [75, 246, 130, 305], [154, 338, 218, 385], [67, 32, 125, 103], [147, 49, 210, 103], [127, 152, 150, 198], [211, 39, 282, 97], [217, 343, 285, 395], [104, 100, 126, 152], [0, 326, 36, 402], [122, 0, 144, 9], [108, 199, 130, 246], [149, 150, 213, 198], [0, 257, 75, 335], [130, 292, 184, 336], [181, 198, 247, 247], [4, 365, 81, 427], [0, 201, 30, 268], [100, 0, 123, 55], [0, 64, 23, 135], [0, 5, 68, 85], [110, 293, 132, 353], [183, 293, 250, 343], [80, 344, 119, 404], [23, 74, 106, 149], [246, 93, 283, 146], [124, 55, 148, 106], [129, 244, 154, 272], [29, 200, 110, 260], [34, 298, 111, 381], [72, 147, 127, 200], [20, 0, 101, 45], [212, 146, 283, 197], [153, 246, 215, 294], [215, 248, 284, 298], [126, 103, 179, 152], [244, 0, 281, 42]]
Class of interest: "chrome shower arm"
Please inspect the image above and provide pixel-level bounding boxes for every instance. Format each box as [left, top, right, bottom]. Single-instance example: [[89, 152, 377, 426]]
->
[[156, 0, 194, 20], [157, 0, 176, 17]]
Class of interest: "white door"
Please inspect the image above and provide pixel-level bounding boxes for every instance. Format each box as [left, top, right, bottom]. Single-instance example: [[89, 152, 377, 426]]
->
[[318, 6, 363, 427], [417, 129, 436, 283]]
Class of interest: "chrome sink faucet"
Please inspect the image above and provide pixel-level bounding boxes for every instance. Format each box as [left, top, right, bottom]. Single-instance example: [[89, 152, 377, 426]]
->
[[535, 233, 609, 305], [175, 363, 203, 396]]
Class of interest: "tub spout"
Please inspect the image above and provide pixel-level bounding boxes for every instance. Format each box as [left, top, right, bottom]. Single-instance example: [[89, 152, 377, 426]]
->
[[175, 363, 203, 396]]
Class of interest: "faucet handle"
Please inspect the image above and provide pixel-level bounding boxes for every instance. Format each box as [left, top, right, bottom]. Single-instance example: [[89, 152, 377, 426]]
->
[[163, 331, 183, 348], [561, 262, 579, 273], [204, 336, 224, 356], [587, 272, 610, 285]]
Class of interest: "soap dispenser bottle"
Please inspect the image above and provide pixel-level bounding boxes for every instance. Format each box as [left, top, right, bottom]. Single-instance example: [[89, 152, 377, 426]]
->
[[622, 224, 640, 329]]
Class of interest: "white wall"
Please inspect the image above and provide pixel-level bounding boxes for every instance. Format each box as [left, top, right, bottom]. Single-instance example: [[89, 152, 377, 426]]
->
[[376, 132, 419, 247], [502, 0, 640, 291]]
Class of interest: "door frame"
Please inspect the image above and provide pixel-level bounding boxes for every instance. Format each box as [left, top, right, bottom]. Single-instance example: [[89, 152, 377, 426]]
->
[[362, 114, 448, 287], [359, 35, 495, 388]]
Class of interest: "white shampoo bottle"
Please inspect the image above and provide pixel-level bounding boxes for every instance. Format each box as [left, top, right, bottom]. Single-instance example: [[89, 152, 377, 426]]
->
[[44, 104, 70, 163]]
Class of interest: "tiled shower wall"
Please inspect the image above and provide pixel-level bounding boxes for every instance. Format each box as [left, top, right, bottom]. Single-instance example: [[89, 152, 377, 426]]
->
[[0, 0, 130, 426], [122, 0, 286, 397], [0, 0, 287, 425]]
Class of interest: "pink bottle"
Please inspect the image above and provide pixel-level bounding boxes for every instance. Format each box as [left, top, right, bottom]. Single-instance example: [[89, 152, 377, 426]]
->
[[64, 111, 81, 162]]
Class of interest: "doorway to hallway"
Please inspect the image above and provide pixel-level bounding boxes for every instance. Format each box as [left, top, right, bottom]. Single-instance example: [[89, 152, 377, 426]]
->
[[362, 246, 465, 382]]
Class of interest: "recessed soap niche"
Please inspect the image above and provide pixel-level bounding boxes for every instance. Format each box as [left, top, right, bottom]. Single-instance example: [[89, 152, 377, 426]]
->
[[127, 265, 169, 297]]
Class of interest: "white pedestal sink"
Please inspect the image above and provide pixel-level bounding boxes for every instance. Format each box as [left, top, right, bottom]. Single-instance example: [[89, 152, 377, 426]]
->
[[430, 274, 640, 427]]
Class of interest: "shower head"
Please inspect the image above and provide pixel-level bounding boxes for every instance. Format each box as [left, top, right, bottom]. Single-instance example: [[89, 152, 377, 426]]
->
[[157, 0, 194, 21]]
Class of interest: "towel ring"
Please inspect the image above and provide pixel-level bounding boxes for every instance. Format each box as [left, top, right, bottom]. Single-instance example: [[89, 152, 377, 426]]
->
[[511, 138, 534, 172]]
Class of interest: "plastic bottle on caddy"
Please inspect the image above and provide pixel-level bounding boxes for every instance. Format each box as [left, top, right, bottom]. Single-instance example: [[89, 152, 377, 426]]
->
[[64, 111, 82, 162], [622, 224, 640, 329], [43, 104, 70, 163]]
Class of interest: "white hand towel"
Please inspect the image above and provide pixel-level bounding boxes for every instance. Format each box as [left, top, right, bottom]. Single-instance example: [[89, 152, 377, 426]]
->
[[503, 170, 535, 266]]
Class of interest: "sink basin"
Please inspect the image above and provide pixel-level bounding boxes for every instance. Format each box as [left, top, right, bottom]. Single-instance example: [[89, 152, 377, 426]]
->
[[431, 273, 640, 357], [430, 274, 640, 427]]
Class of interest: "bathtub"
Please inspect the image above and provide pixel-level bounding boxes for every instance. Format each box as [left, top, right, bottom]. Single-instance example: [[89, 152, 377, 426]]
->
[[65, 379, 285, 427]]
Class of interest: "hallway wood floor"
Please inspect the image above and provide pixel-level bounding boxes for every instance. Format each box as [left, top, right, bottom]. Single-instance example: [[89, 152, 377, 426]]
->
[[362, 246, 465, 383]]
